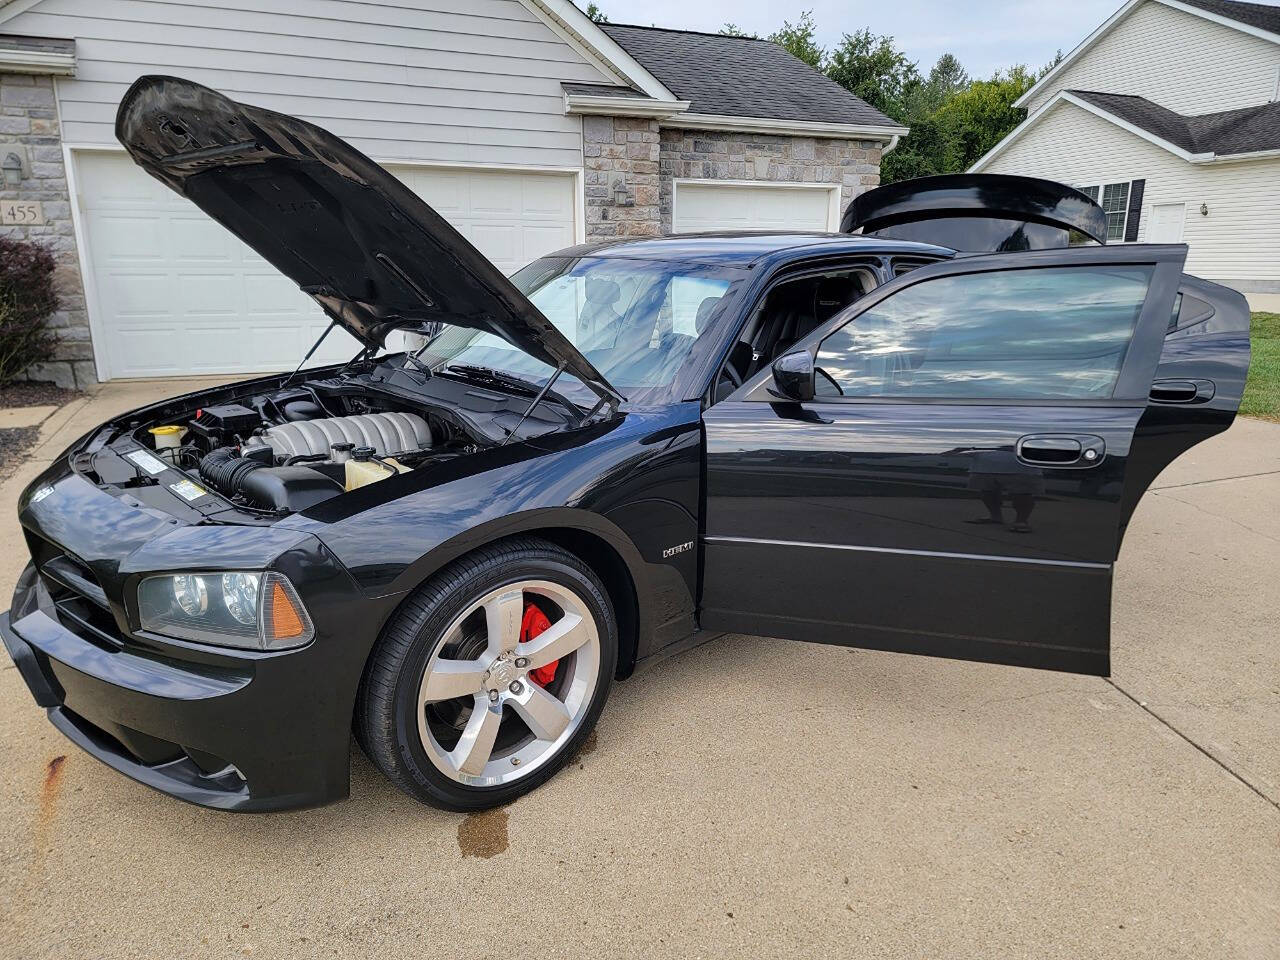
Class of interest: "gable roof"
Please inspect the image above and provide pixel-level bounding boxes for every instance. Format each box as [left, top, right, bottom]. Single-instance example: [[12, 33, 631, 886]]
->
[[971, 88, 1280, 170], [1072, 89, 1280, 155], [1014, 0, 1280, 109], [598, 22, 900, 128], [1178, 0, 1280, 32]]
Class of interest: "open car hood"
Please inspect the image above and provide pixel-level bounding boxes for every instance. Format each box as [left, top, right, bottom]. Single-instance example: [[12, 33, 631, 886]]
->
[[115, 76, 621, 405], [842, 174, 1108, 252]]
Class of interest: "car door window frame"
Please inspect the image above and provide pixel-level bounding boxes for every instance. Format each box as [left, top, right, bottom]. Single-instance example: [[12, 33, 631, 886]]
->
[[701, 256, 889, 407], [732, 245, 1187, 407]]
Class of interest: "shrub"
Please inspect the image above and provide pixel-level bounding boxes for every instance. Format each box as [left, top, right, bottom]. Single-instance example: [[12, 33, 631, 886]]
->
[[0, 236, 60, 385]]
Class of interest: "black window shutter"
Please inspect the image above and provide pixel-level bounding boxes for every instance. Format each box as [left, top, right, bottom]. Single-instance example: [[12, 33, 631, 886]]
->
[[1124, 179, 1145, 242]]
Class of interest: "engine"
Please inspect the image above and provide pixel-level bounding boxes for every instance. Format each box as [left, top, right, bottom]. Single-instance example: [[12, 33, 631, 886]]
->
[[142, 392, 470, 514]]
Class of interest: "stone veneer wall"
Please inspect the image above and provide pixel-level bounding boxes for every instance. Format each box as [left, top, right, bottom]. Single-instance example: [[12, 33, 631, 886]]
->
[[0, 72, 94, 388], [657, 128, 882, 234], [582, 114, 661, 238]]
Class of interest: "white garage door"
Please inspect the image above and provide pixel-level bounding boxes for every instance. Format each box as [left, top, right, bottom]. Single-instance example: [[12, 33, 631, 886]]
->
[[75, 152, 577, 379], [672, 181, 836, 233]]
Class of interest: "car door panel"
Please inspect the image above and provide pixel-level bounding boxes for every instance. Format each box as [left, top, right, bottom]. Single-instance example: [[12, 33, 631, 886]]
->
[[699, 245, 1238, 677]]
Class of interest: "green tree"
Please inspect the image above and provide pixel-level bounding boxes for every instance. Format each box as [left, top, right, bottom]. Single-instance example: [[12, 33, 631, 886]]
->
[[825, 29, 919, 122], [585, 2, 607, 23], [769, 11, 825, 69], [719, 23, 757, 37], [931, 64, 1037, 171]]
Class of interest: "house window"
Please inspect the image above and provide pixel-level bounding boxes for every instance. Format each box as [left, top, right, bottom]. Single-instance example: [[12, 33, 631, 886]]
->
[[1075, 182, 1131, 241]]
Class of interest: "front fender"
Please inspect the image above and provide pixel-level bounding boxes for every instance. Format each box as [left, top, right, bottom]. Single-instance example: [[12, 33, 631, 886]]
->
[[287, 404, 704, 663]]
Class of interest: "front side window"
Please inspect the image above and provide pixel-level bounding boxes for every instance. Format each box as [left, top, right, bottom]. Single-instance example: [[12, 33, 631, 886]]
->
[[814, 266, 1153, 400], [419, 257, 743, 404]]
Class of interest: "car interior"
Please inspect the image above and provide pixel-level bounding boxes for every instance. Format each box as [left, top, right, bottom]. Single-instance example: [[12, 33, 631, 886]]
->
[[711, 267, 875, 403]]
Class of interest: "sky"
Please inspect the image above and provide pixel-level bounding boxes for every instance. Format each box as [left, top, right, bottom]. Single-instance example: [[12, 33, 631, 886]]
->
[[587, 0, 1133, 78]]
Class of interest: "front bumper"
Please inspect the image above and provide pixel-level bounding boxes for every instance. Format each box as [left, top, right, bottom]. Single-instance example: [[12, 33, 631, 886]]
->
[[4, 469, 403, 812], [2, 562, 365, 811]]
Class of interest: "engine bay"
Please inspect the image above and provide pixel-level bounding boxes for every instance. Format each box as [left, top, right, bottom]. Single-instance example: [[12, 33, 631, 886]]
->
[[76, 357, 592, 520], [141, 377, 478, 514]]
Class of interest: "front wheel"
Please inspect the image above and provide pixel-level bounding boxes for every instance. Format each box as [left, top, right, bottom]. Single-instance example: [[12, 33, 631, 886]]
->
[[355, 538, 617, 810]]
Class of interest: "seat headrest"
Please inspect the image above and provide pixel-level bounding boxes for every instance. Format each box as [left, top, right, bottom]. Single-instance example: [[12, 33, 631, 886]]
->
[[694, 295, 722, 334], [814, 275, 858, 320], [585, 277, 621, 305]]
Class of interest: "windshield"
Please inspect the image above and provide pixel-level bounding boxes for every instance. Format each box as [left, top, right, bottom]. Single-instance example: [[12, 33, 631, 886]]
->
[[416, 256, 745, 404]]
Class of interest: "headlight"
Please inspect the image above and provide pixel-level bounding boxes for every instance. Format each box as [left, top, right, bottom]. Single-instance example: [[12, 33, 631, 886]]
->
[[137, 571, 314, 650]]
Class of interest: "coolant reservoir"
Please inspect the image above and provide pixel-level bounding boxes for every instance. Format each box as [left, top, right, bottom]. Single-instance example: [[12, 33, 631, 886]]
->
[[344, 448, 409, 491]]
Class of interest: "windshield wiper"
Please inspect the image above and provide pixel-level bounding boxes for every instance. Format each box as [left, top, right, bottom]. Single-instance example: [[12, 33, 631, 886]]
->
[[445, 363, 584, 428]]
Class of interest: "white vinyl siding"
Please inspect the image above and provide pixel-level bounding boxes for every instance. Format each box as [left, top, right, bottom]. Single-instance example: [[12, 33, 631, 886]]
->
[[6, 0, 609, 168], [1026, 0, 1280, 115], [983, 99, 1280, 286]]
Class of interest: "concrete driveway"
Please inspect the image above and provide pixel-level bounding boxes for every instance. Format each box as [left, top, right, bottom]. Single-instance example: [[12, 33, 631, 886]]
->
[[1, 382, 1277, 960]]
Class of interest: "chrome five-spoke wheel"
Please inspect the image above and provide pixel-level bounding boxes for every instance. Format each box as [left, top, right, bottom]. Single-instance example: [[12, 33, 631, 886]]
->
[[417, 580, 600, 787], [356, 538, 616, 810]]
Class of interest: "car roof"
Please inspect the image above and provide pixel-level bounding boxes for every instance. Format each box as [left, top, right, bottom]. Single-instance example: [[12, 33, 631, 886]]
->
[[545, 232, 955, 268]]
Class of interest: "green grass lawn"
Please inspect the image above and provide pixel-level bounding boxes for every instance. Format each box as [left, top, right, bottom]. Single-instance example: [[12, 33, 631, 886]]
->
[[1241, 312, 1280, 421]]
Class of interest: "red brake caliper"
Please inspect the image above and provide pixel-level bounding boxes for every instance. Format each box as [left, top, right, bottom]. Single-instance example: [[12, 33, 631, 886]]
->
[[519, 603, 558, 687]]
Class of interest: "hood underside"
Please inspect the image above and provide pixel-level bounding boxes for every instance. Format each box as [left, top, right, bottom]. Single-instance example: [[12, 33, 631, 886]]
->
[[115, 75, 620, 404]]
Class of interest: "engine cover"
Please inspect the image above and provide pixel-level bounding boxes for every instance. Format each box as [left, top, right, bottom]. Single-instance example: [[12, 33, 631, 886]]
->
[[254, 412, 432, 459]]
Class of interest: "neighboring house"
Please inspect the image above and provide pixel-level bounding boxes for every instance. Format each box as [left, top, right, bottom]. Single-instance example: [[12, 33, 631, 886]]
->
[[971, 0, 1280, 310], [0, 0, 904, 387]]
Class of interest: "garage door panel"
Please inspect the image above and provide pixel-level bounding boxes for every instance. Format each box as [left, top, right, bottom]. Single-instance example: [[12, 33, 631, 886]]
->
[[242, 273, 319, 314], [77, 153, 577, 378], [96, 272, 170, 315], [171, 217, 237, 263], [91, 216, 167, 262], [176, 274, 243, 314], [674, 182, 833, 234]]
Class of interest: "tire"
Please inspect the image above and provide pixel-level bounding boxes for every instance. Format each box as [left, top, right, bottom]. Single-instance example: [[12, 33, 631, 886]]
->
[[355, 536, 617, 810]]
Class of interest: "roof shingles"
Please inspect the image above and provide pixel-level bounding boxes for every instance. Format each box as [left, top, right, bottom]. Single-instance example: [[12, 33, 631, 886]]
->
[[1069, 89, 1280, 156], [599, 23, 900, 128], [1178, 0, 1280, 35]]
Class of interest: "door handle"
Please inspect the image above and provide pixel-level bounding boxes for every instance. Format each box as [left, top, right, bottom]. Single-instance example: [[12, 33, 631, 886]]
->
[[1016, 434, 1105, 468], [1150, 378, 1215, 404]]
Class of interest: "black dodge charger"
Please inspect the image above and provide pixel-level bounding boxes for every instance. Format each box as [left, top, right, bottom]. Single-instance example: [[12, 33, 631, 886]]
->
[[0, 77, 1250, 811]]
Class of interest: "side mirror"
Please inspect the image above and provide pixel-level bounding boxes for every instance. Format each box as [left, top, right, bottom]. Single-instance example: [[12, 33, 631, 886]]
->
[[771, 349, 815, 402]]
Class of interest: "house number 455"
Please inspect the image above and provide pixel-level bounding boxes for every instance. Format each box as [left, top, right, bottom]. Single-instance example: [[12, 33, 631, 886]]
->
[[1, 201, 45, 226]]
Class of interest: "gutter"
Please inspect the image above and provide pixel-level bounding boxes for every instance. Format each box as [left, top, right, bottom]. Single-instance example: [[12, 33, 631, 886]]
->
[[659, 112, 908, 144], [564, 93, 691, 119], [0, 45, 75, 76]]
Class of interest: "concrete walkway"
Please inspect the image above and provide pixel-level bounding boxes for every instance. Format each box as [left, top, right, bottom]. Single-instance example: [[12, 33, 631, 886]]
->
[[0, 380, 1276, 959]]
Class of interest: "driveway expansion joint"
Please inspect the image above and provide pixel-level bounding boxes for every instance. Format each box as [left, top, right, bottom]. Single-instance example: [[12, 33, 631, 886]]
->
[[1105, 678, 1280, 814]]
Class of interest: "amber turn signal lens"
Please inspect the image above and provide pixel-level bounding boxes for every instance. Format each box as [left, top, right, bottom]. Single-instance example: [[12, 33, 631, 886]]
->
[[268, 579, 306, 640]]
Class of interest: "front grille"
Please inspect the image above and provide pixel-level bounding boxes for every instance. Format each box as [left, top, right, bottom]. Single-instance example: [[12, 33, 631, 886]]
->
[[27, 537, 126, 651]]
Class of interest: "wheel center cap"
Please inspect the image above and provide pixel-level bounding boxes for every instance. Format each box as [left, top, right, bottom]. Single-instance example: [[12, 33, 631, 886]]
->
[[487, 658, 516, 690]]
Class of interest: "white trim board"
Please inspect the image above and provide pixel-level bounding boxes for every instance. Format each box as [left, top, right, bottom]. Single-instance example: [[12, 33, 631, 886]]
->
[[663, 112, 907, 143], [518, 0, 678, 103], [0, 45, 74, 75], [1015, 0, 1280, 109], [564, 93, 690, 118], [671, 178, 842, 233]]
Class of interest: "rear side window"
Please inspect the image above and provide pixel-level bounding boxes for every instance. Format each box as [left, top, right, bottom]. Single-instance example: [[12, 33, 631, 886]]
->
[[815, 266, 1153, 400]]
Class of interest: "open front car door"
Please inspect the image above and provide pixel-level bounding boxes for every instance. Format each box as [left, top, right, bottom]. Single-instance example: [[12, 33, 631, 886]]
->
[[701, 244, 1249, 675]]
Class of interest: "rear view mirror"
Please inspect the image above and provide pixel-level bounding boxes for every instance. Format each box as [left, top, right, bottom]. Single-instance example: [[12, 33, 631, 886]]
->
[[771, 350, 815, 402]]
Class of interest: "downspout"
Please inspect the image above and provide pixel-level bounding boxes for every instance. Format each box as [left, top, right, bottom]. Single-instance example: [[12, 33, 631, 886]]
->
[[882, 134, 901, 154]]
